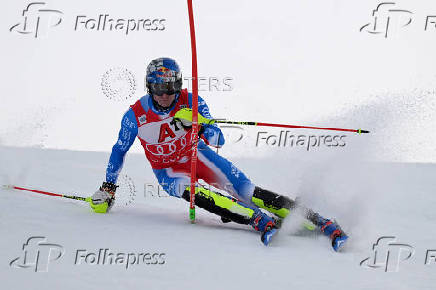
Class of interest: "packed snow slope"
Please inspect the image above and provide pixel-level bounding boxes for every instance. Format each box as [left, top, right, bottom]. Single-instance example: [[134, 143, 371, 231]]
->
[[0, 146, 435, 290]]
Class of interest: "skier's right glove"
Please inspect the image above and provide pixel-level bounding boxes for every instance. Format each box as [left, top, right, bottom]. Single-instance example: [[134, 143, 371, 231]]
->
[[89, 182, 117, 213]]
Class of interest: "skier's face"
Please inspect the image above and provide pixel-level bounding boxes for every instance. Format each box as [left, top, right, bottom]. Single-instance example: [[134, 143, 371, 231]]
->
[[153, 93, 176, 108]]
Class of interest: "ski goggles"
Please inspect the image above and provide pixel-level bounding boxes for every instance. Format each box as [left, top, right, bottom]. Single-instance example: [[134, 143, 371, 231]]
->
[[149, 82, 181, 96]]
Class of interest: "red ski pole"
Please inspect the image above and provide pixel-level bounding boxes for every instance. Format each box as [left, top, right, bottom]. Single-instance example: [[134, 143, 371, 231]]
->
[[3, 185, 91, 202], [212, 120, 370, 134]]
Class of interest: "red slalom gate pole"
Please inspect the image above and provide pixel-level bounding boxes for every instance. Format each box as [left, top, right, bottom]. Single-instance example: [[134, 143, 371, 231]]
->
[[187, 0, 199, 223], [3, 185, 90, 202]]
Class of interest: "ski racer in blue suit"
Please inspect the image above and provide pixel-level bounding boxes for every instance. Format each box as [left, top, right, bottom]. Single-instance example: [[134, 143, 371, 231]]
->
[[90, 57, 348, 250]]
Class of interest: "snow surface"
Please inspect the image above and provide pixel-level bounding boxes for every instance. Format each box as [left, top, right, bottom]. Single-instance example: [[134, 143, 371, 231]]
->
[[1, 146, 435, 290]]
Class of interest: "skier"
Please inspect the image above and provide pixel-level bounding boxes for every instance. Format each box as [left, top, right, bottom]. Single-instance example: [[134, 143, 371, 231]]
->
[[90, 57, 348, 250]]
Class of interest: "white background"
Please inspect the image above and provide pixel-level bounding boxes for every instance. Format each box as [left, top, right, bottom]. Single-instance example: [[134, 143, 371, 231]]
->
[[1, 0, 435, 162]]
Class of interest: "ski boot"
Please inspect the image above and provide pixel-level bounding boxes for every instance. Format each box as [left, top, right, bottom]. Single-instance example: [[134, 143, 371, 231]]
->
[[249, 209, 280, 246], [261, 226, 278, 246], [306, 209, 348, 252]]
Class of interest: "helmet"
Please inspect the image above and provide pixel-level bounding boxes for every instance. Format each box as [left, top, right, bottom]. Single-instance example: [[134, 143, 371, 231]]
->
[[146, 57, 182, 96]]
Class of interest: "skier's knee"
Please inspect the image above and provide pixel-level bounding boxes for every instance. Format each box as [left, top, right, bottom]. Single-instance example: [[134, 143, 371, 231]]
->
[[251, 186, 295, 218], [182, 189, 191, 202]]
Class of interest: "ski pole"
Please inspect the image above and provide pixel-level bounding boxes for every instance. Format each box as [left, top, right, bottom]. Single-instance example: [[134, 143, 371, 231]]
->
[[174, 109, 370, 134], [211, 120, 370, 134], [2, 185, 91, 203]]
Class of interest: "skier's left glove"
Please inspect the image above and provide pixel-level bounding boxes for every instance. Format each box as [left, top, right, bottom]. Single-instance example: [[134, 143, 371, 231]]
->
[[174, 108, 225, 146], [173, 108, 214, 128], [89, 182, 117, 213]]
